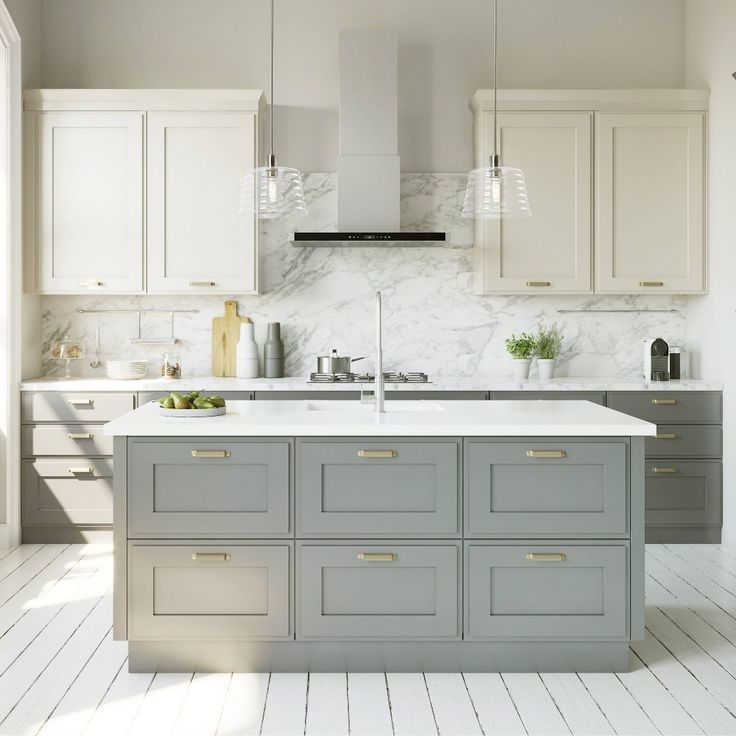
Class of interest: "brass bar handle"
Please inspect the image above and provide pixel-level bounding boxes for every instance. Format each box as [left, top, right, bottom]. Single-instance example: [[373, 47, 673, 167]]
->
[[67, 398, 94, 406], [189, 281, 216, 287], [640, 281, 664, 287], [357, 450, 398, 458], [77, 281, 103, 288], [357, 553, 397, 562], [191, 450, 231, 458], [67, 467, 95, 475], [526, 450, 567, 458], [651, 399, 677, 405], [191, 552, 231, 562], [68, 433, 94, 440], [651, 467, 677, 474], [526, 281, 551, 287], [526, 553, 567, 562], [656, 433, 678, 440]]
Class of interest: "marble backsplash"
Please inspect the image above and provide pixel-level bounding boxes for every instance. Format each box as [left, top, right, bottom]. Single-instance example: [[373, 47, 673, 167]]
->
[[40, 173, 688, 380]]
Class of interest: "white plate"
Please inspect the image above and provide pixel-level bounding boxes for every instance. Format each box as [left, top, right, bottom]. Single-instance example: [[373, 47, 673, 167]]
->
[[158, 406, 226, 417]]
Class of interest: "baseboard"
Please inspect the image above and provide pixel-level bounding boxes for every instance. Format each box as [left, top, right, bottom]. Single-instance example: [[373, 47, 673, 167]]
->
[[22, 526, 113, 543], [646, 526, 721, 544], [0, 524, 10, 549]]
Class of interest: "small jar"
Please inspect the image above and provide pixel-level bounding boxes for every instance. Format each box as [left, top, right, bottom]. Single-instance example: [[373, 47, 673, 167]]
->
[[160, 351, 182, 379]]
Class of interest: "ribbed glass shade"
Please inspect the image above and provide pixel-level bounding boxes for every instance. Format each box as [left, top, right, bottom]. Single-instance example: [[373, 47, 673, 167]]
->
[[240, 166, 308, 219], [461, 166, 531, 219]]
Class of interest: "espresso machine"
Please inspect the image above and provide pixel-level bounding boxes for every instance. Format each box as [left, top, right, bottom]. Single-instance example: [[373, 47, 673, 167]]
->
[[642, 338, 670, 382]]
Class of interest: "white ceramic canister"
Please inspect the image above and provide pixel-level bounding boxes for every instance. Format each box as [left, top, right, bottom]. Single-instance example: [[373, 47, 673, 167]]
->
[[236, 322, 259, 378]]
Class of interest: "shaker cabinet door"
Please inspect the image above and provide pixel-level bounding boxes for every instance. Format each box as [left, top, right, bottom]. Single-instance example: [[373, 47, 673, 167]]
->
[[38, 112, 144, 294], [147, 112, 258, 294], [596, 112, 705, 293], [475, 112, 593, 294]]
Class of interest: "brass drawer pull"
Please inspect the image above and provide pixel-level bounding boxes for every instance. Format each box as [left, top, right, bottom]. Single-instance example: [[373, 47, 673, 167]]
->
[[656, 433, 678, 440], [191, 450, 231, 458], [67, 398, 94, 406], [526, 281, 551, 287], [357, 450, 398, 458], [526, 450, 567, 458], [651, 399, 677, 405], [189, 281, 216, 287], [191, 552, 231, 562], [67, 433, 94, 440], [67, 467, 95, 475], [77, 281, 103, 288], [357, 553, 397, 562], [526, 553, 567, 562], [651, 467, 677, 474], [640, 281, 664, 287]]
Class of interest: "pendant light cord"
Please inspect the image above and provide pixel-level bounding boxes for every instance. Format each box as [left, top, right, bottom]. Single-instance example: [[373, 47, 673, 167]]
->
[[269, 0, 275, 163], [492, 0, 498, 163]]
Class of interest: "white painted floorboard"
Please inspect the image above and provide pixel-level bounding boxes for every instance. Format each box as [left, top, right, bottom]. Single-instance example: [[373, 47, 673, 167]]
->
[[3, 544, 736, 735]]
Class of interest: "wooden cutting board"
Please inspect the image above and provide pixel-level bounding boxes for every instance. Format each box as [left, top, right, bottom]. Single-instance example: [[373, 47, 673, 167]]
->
[[211, 301, 250, 377]]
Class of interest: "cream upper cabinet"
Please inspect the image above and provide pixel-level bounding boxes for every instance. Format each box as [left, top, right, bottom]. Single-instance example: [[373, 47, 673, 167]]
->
[[24, 90, 263, 295], [474, 112, 592, 294], [596, 112, 706, 293], [37, 111, 144, 294], [147, 112, 258, 294]]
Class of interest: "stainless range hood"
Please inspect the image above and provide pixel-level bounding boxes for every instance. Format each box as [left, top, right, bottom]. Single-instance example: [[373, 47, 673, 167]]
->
[[291, 30, 446, 246]]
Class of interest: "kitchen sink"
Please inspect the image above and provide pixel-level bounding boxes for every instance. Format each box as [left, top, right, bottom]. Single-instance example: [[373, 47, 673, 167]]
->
[[305, 401, 445, 413]]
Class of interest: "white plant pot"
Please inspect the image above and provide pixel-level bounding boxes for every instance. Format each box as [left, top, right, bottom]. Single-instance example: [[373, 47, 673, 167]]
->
[[511, 358, 532, 380], [537, 358, 557, 381]]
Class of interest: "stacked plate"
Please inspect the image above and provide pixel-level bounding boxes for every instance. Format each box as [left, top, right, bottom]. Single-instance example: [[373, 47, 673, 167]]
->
[[106, 360, 148, 380]]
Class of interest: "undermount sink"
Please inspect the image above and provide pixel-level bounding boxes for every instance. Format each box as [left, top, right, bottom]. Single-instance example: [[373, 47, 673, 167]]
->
[[305, 401, 445, 413]]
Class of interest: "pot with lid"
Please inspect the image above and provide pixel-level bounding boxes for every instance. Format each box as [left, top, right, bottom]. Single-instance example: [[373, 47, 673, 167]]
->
[[316, 349, 364, 375]]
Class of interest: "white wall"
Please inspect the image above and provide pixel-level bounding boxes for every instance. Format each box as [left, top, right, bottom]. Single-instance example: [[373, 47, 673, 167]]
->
[[685, 0, 736, 546], [39, 0, 686, 171]]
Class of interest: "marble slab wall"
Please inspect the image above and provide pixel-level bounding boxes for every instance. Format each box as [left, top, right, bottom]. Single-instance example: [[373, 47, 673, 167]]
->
[[40, 173, 688, 379]]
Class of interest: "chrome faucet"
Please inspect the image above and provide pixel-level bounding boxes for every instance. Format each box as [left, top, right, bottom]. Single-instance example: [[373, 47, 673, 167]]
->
[[375, 291, 385, 413]]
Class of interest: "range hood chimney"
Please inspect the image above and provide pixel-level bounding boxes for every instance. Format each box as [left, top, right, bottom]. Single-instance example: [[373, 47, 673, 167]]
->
[[292, 30, 445, 245]]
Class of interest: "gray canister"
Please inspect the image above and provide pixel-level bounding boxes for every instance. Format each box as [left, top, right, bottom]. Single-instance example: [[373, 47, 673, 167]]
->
[[263, 322, 285, 378]]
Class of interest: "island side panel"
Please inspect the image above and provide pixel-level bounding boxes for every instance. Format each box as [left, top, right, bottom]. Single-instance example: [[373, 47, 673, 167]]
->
[[630, 435, 646, 640], [113, 435, 127, 640]]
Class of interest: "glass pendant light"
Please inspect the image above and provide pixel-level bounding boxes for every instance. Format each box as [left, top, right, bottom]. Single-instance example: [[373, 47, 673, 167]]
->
[[462, 0, 530, 219], [241, 0, 307, 219]]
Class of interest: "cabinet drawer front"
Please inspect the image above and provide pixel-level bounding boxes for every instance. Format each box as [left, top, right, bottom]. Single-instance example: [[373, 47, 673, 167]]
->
[[465, 440, 627, 536], [608, 392, 722, 424], [646, 462, 722, 527], [22, 459, 112, 526], [138, 391, 253, 405], [466, 543, 628, 639], [298, 440, 458, 536], [298, 543, 459, 639], [129, 544, 291, 640], [22, 425, 113, 456], [129, 440, 290, 536], [646, 425, 722, 458], [492, 391, 605, 405], [22, 392, 134, 423]]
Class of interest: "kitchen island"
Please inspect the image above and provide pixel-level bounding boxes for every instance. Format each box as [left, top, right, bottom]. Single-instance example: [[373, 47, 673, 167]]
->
[[105, 399, 655, 673]]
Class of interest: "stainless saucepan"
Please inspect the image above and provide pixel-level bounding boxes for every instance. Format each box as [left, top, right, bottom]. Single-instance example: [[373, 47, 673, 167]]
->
[[316, 349, 364, 374]]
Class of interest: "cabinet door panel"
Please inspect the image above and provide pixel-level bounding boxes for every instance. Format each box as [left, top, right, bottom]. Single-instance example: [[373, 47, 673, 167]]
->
[[596, 113, 705, 293], [476, 112, 592, 293], [39, 112, 144, 293], [147, 112, 257, 293]]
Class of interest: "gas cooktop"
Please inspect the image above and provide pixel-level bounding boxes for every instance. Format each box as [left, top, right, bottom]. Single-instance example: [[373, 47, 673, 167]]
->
[[308, 372, 430, 384]]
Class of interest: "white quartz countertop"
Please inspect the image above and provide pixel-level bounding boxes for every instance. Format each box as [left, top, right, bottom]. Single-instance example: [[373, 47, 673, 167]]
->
[[104, 399, 657, 438], [21, 376, 723, 392]]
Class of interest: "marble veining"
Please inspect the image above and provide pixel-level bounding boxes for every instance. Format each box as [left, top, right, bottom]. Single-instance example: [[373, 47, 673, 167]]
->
[[40, 173, 688, 380]]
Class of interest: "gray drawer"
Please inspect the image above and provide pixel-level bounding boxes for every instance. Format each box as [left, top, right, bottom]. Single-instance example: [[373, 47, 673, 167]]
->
[[298, 543, 460, 639], [387, 391, 488, 400], [138, 391, 253, 405], [492, 391, 605, 405], [465, 440, 628, 537], [22, 459, 113, 526], [646, 461, 722, 527], [465, 543, 628, 639], [22, 392, 134, 423], [128, 439, 290, 537], [22, 425, 113, 457], [128, 543, 291, 640], [608, 392, 722, 424], [646, 425, 722, 458], [297, 439, 459, 536], [255, 391, 360, 400]]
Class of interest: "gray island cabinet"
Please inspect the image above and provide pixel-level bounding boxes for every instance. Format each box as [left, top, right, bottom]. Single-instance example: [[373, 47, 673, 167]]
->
[[104, 399, 655, 673]]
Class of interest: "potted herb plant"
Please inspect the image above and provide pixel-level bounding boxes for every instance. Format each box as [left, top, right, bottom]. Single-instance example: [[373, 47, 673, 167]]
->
[[534, 322, 563, 380], [505, 332, 536, 380]]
